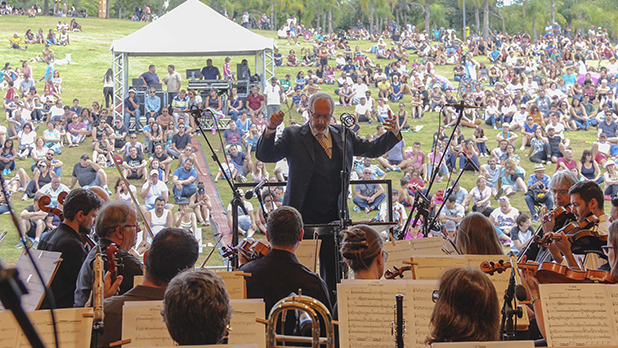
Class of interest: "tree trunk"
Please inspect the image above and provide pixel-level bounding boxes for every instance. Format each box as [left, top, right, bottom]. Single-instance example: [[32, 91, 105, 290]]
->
[[158, 0, 163, 16], [550, 0, 555, 24], [522, 0, 526, 33], [322, 9, 326, 33], [370, 1, 375, 35], [270, 3, 274, 30], [482, 0, 489, 39], [532, 17, 537, 41], [475, 7, 480, 34], [316, 10, 320, 31], [425, 0, 430, 34], [328, 9, 333, 33], [43, 0, 49, 15]]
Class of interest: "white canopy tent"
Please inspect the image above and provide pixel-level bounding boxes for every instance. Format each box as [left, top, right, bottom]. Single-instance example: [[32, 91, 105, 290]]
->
[[109, 0, 275, 122]]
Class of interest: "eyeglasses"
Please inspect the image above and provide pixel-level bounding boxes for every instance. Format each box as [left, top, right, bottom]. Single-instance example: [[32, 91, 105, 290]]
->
[[432, 289, 439, 303], [601, 245, 613, 257], [124, 223, 142, 231], [551, 189, 569, 195]]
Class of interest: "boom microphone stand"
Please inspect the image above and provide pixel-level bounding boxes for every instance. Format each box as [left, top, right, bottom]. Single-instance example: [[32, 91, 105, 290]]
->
[[336, 113, 356, 283], [191, 107, 247, 270], [401, 101, 483, 239]]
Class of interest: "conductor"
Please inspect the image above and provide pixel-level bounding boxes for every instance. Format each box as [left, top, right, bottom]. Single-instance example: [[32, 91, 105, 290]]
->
[[255, 91, 401, 293]]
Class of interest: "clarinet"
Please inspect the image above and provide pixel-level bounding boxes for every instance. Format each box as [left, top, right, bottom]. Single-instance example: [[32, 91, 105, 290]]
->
[[392, 294, 405, 348]]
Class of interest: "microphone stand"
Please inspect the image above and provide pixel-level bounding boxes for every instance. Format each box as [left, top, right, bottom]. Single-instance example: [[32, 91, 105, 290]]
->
[[501, 261, 523, 341], [191, 108, 247, 270], [401, 101, 480, 238], [337, 113, 356, 284]]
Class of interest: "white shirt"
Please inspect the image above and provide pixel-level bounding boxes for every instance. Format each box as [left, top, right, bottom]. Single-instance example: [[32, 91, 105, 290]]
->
[[264, 84, 281, 106], [513, 111, 527, 127], [142, 180, 169, 206], [39, 183, 70, 206], [607, 62, 618, 75], [352, 83, 369, 100], [355, 103, 371, 115], [546, 122, 565, 138]]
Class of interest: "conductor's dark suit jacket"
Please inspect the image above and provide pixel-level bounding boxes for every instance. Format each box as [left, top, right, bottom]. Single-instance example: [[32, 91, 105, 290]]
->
[[256, 123, 400, 222]]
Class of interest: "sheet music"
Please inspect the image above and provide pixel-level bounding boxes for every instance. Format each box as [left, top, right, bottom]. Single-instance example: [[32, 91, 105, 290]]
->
[[122, 300, 174, 347], [15, 308, 93, 348], [0, 311, 19, 348], [405, 281, 439, 348], [228, 299, 266, 348], [540, 284, 617, 347], [0, 250, 62, 312], [432, 341, 535, 348], [412, 256, 466, 280], [338, 280, 407, 348], [144, 345, 257, 348], [409, 237, 447, 255], [337, 280, 437, 348], [383, 240, 412, 269], [605, 285, 618, 334], [216, 271, 246, 299], [296, 239, 321, 273]]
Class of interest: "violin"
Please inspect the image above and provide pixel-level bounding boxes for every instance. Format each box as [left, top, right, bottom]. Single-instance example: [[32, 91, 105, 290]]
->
[[541, 205, 575, 223], [105, 243, 121, 284], [480, 259, 616, 284], [222, 239, 271, 266], [534, 214, 599, 246], [384, 265, 413, 279]]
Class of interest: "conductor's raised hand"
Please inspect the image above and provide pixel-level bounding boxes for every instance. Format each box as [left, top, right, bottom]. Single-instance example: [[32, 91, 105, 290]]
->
[[383, 109, 400, 134], [268, 110, 285, 130]]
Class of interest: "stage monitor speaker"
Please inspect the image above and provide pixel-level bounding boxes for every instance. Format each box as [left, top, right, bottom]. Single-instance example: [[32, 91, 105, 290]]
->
[[237, 64, 250, 80]]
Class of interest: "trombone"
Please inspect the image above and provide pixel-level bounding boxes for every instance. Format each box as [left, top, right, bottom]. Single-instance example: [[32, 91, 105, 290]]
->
[[267, 290, 335, 348]]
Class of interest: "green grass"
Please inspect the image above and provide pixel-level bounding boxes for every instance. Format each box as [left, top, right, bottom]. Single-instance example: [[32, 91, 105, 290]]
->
[[0, 15, 609, 266]]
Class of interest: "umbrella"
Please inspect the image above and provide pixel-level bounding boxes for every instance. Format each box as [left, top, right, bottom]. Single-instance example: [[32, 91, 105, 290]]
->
[[577, 72, 601, 85], [434, 74, 455, 90]]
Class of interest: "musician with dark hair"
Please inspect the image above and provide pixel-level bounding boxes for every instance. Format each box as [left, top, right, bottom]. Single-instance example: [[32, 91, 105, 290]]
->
[[240, 206, 331, 316], [74, 201, 144, 307], [38, 188, 104, 308], [426, 267, 500, 344], [98, 227, 198, 348], [162, 269, 232, 345]]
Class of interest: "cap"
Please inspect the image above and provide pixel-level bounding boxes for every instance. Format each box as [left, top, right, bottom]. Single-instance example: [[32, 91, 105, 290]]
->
[[534, 164, 545, 172], [444, 220, 456, 232], [80, 154, 90, 160], [176, 197, 190, 205], [606, 162, 616, 169], [128, 88, 136, 93], [502, 122, 510, 127], [149, 169, 159, 176]]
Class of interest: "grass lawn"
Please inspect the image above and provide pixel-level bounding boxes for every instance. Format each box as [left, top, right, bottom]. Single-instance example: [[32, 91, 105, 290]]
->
[[0, 15, 608, 266]]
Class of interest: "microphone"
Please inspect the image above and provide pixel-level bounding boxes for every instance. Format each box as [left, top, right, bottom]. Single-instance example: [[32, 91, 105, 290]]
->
[[245, 179, 268, 199], [93, 245, 104, 326], [340, 113, 356, 128], [458, 151, 480, 172]]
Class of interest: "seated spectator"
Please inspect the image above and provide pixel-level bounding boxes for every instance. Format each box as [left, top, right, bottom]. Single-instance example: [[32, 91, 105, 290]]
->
[[228, 144, 252, 182], [0, 139, 17, 175], [245, 124, 260, 154], [120, 133, 145, 157], [556, 148, 577, 171], [149, 144, 173, 184], [353, 168, 386, 213], [338, 82, 353, 107], [527, 128, 551, 163], [497, 158, 526, 198], [189, 182, 211, 226], [23, 160, 56, 199], [598, 110, 618, 140], [174, 197, 198, 234], [20, 196, 49, 249], [144, 88, 161, 120], [35, 176, 70, 207], [524, 164, 553, 222], [227, 190, 256, 237], [214, 154, 237, 183], [495, 122, 519, 146], [66, 113, 87, 147], [246, 86, 264, 120], [172, 158, 197, 202], [171, 89, 189, 127], [463, 176, 494, 217], [510, 213, 534, 256], [123, 146, 147, 180], [490, 197, 519, 240], [157, 108, 174, 131], [123, 89, 141, 131], [162, 269, 232, 346], [176, 147, 207, 177], [168, 123, 191, 158], [9, 32, 26, 50], [579, 149, 603, 184], [227, 87, 243, 122], [92, 132, 114, 166], [519, 115, 540, 150], [70, 154, 111, 193], [140, 169, 172, 213], [354, 96, 373, 124], [14, 122, 36, 160], [42, 121, 61, 155], [604, 162, 618, 198], [110, 117, 128, 149], [222, 121, 244, 152], [439, 195, 464, 225]]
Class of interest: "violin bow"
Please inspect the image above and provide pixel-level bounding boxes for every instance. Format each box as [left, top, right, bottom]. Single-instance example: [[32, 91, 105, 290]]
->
[[201, 233, 224, 268], [109, 151, 155, 241]]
